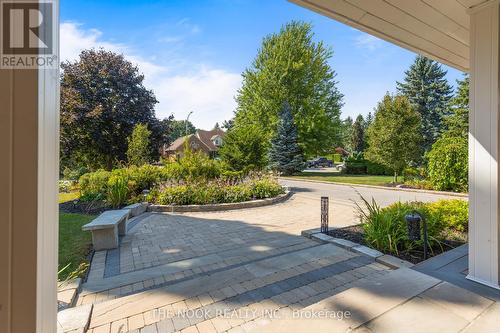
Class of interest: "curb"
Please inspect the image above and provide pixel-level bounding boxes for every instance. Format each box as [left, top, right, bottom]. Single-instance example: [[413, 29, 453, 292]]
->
[[148, 191, 293, 213], [280, 177, 468, 198], [301, 227, 414, 269]]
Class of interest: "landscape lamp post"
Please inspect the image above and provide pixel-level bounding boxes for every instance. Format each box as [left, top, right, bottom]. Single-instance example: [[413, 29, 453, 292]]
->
[[321, 196, 329, 234], [405, 212, 428, 260]]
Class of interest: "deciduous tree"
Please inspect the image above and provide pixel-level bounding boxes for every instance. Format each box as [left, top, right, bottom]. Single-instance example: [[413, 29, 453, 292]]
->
[[234, 21, 343, 157], [365, 94, 422, 182], [60, 49, 158, 170]]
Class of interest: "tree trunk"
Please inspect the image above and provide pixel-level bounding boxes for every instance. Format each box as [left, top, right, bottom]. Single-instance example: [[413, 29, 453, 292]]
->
[[106, 156, 114, 171], [394, 171, 398, 183]]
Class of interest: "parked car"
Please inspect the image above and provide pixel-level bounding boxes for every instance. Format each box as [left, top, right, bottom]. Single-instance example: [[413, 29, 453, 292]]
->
[[307, 157, 333, 168]]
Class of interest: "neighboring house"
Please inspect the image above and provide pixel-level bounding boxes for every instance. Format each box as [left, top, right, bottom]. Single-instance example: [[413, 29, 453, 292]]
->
[[161, 128, 225, 160], [335, 147, 350, 157]]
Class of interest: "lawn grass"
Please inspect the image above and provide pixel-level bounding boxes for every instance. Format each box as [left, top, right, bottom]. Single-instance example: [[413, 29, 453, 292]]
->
[[59, 191, 80, 204], [59, 212, 94, 280], [288, 172, 395, 186]]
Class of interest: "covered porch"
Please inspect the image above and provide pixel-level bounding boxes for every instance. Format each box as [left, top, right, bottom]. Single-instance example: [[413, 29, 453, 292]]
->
[[291, 0, 500, 290]]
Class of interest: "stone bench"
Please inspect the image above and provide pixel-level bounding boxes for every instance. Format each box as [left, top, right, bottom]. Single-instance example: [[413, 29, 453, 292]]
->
[[123, 202, 148, 217], [82, 210, 130, 250]]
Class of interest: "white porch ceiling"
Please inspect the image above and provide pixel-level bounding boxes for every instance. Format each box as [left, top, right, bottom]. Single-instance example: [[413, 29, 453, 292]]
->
[[289, 0, 493, 71]]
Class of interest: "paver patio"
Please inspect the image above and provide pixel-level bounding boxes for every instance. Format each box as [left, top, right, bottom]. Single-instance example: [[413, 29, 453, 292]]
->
[[73, 185, 500, 333]]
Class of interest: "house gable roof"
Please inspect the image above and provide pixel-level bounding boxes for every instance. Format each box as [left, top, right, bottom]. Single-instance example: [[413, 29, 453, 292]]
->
[[165, 128, 226, 153], [196, 128, 226, 151]]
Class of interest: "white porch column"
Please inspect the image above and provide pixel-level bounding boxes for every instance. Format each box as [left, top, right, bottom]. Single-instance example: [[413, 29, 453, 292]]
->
[[467, 1, 500, 289]]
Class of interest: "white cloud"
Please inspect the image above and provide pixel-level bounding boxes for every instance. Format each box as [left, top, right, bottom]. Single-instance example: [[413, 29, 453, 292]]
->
[[60, 22, 125, 61], [60, 22, 241, 129], [176, 18, 201, 35], [152, 67, 241, 129], [354, 34, 383, 51]]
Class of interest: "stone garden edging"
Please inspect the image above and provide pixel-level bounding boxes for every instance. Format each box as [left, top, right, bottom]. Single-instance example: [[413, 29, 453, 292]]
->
[[147, 190, 293, 213], [301, 227, 414, 270]]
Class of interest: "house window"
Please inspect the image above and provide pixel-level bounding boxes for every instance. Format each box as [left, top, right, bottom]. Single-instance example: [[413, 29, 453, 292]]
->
[[212, 136, 222, 147]]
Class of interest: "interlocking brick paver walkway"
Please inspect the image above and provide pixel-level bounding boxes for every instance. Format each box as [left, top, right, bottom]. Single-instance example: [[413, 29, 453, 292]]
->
[[80, 192, 394, 332]]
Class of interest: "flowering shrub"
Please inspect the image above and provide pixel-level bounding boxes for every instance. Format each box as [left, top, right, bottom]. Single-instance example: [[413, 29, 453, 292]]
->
[[149, 174, 285, 205], [78, 155, 284, 206]]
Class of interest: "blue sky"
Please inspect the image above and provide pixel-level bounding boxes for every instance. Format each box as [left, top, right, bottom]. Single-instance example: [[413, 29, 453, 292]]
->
[[61, 0, 465, 129]]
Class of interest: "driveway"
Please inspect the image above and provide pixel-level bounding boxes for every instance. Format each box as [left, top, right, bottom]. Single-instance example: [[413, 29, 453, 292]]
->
[[280, 178, 463, 207]]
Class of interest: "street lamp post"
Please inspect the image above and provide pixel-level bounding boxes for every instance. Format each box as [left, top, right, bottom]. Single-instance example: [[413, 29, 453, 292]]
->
[[186, 111, 193, 136]]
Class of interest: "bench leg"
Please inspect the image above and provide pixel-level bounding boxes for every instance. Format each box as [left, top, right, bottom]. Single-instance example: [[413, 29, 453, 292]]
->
[[91, 226, 119, 250], [118, 217, 128, 236]]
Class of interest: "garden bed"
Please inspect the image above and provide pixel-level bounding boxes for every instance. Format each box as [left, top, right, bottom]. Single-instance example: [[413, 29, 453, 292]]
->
[[327, 225, 466, 264], [59, 199, 110, 215], [149, 190, 292, 212]]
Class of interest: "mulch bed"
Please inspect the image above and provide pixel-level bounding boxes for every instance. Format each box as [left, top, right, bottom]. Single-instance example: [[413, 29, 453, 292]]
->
[[327, 225, 466, 264], [59, 200, 110, 215]]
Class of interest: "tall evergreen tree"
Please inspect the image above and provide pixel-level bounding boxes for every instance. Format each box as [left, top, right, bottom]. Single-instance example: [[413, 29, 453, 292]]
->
[[235, 21, 343, 157], [396, 55, 452, 152], [351, 114, 366, 153], [341, 116, 354, 152], [269, 102, 305, 175], [444, 74, 469, 139], [364, 112, 374, 130]]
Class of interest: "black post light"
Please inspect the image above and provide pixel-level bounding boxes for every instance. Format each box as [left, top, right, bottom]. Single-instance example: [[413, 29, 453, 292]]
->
[[142, 189, 150, 203], [405, 212, 428, 259], [321, 196, 329, 234]]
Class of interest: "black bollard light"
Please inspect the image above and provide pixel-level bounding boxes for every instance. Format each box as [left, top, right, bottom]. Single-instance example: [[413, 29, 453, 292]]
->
[[142, 189, 150, 203], [405, 212, 428, 260], [321, 197, 329, 234]]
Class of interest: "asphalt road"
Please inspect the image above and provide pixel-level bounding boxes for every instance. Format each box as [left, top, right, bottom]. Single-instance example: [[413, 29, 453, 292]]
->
[[280, 178, 465, 208]]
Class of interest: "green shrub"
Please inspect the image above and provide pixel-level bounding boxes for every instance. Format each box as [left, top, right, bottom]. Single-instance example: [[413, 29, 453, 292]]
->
[[357, 198, 408, 254], [402, 167, 422, 181], [62, 166, 89, 181], [223, 185, 252, 203], [107, 174, 128, 208], [126, 164, 163, 193], [404, 179, 434, 190], [59, 180, 73, 193], [345, 155, 367, 174], [164, 150, 224, 181], [333, 154, 342, 163], [427, 136, 468, 192], [345, 154, 392, 176], [251, 178, 285, 199], [366, 160, 392, 175], [427, 199, 468, 232], [357, 196, 448, 255], [79, 169, 111, 201]]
